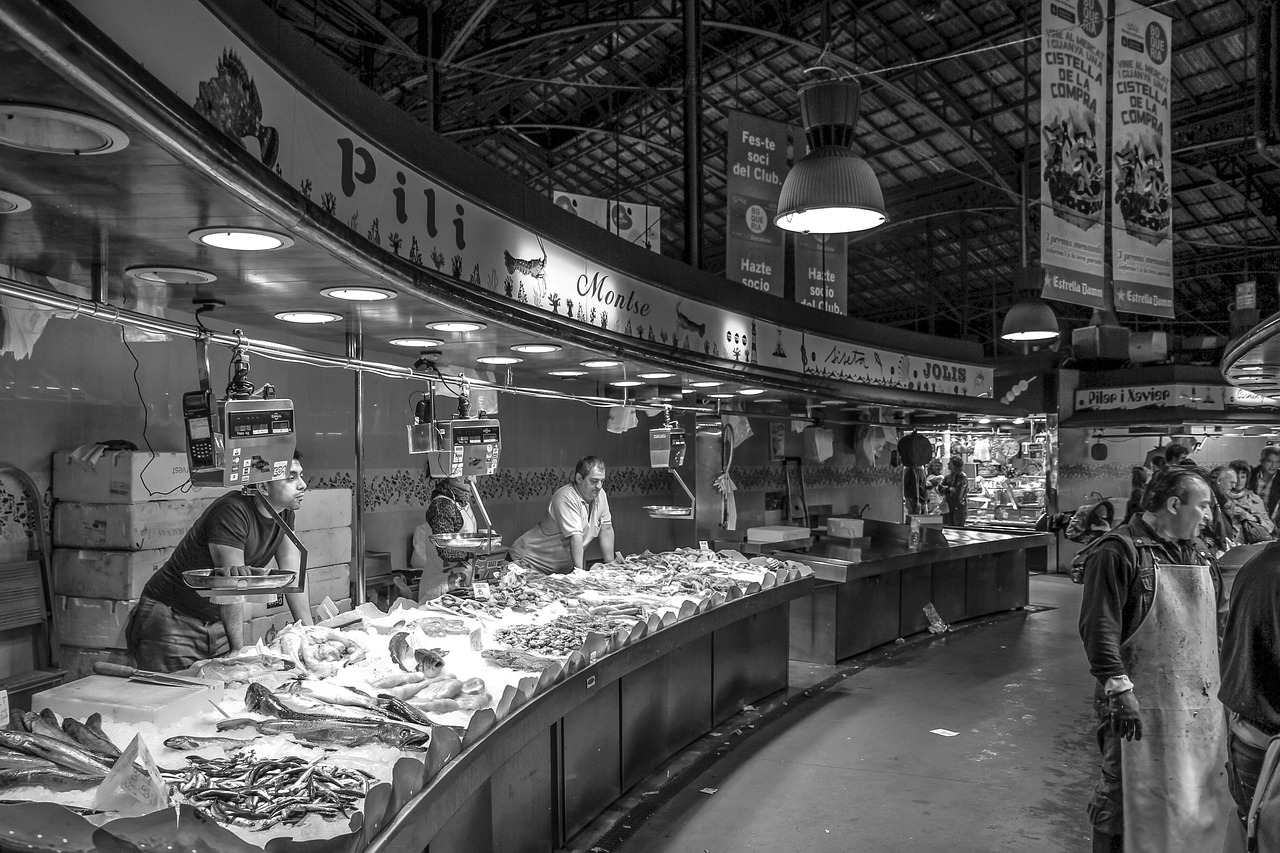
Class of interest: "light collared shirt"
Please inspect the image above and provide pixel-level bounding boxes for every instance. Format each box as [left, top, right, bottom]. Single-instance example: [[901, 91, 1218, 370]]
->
[[510, 483, 612, 574]]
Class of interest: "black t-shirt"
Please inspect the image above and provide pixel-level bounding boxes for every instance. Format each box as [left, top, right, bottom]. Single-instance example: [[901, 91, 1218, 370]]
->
[[141, 492, 293, 622], [1221, 543, 1280, 734]]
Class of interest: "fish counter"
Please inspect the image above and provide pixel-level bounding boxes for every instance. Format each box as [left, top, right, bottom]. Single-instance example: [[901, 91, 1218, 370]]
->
[[0, 548, 814, 853]]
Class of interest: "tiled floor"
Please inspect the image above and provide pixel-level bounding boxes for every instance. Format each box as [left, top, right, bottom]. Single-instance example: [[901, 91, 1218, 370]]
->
[[589, 575, 1097, 852]]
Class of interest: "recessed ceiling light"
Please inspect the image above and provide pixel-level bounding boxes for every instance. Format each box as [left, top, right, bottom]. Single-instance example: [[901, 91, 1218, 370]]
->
[[690, 380, 722, 388], [1013, 417, 1027, 424], [637, 371, 675, 380], [610, 380, 644, 387], [581, 359, 621, 368], [477, 355, 522, 365], [978, 417, 992, 424], [390, 338, 443, 348], [819, 399, 843, 406], [125, 266, 217, 285], [275, 311, 342, 324], [753, 398, 781, 403], [681, 387, 696, 394], [321, 286, 396, 301], [707, 393, 736, 399], [190, 227, 294, 251], [427, 320, 486, 333], [0, 189, 31, 214], [1239, 366, 1265, 372], [549, 369, 587, 377], [739, 388, 765, 396], [0, 104, 130, 155], [511, 343, 561, 354]]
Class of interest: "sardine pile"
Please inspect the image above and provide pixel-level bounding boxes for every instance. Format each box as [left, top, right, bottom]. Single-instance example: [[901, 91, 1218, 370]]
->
[[168, 753, 373, 830]]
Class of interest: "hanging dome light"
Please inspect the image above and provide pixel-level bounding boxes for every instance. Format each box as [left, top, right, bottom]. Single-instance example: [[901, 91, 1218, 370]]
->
[[775, 79, 887, 235], [1000, 266, 1059, 343]]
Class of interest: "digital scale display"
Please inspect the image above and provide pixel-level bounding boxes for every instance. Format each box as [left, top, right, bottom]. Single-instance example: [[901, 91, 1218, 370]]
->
[[227, 408, 294, 439], [451, 424, 500, 445]]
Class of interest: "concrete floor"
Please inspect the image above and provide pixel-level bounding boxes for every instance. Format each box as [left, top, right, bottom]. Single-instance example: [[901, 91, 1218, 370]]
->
[[597, 575, 1097, 853]]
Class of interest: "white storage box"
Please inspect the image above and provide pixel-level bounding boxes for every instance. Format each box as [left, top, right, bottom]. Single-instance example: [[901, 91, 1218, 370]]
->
[[746, 525, 810, 544], [53, 548, 172, 599], [295, 489, 353, 531], [33, 675, 223, 727], [52, 450, 227, 504], [55, 595, 136, 649], [54, 498, 221, 550], [827, 517, 865, 539]]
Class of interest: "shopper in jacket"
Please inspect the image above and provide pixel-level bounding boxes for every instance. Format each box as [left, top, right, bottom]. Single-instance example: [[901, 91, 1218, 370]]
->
[[938, 455, 969, 527], [1223, 461, 1276, 544], [1247, 446, 1280, 521], [1078, 466, 1230, 852], [1123, 466, 1151, 524]]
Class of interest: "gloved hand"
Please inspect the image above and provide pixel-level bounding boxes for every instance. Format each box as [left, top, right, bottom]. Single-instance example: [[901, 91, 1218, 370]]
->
[[1109, 690, 1142, 741]]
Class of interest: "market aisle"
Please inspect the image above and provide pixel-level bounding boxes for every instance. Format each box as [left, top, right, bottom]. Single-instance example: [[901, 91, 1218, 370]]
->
[[609, 575, 1096, 853]]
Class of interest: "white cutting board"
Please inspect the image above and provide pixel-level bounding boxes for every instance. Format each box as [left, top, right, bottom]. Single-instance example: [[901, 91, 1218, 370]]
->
[[32, 675, 224, 727], [746, 525, 810, 543]]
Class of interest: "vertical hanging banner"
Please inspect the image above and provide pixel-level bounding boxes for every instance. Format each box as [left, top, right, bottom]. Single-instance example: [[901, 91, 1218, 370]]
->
[[1111, 0, 1173, 318], [1040, 0, 1109, 309], [794, 233, 848, 315], [725, 110, 789, 296]]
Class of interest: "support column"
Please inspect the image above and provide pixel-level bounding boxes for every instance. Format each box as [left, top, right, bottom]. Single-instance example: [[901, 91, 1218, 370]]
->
[[348, 331, 367, 605], [683, 0, 702, 269]]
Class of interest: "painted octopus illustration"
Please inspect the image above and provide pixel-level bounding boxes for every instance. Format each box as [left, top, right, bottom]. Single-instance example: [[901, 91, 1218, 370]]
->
[[194, 49, 279, 169]]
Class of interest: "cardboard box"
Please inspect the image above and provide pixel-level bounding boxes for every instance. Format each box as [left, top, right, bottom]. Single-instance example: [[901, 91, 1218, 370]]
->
[[52, 450, 228, 504], [54, 498, 220, 550], [243, 610, 294, 643], [295, 489, 352, 531], [53, 548, 172, 599], [307, 563, 351, 606], [58, 645, 133, 682], [265, 527, 352, 570], [313, 597, 353, 622], [55, 596, 136, 649]]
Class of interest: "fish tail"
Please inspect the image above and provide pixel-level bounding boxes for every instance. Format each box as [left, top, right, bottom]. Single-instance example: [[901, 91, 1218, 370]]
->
[[503, 250, 515, 274]]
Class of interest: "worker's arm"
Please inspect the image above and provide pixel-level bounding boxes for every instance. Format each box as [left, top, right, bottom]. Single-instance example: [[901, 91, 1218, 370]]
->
[[597, 523, 616, 564], [273, 534, 314, 627], [567, 532, 586, 572], [210, 543, 249, 652]]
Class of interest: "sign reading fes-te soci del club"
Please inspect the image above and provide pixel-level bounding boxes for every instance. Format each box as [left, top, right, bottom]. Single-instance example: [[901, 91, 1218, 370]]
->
[[724, 110, 789, 298]]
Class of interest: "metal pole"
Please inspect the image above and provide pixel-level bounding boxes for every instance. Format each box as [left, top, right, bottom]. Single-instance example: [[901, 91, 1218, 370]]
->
[[683, 0, 702, 269], [349, 331, 367, 606]]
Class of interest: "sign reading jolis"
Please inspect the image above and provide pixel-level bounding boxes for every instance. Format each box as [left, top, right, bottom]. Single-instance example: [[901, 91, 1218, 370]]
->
[[725, 110, 790, 297], [1110, 0, 1173, 318], [1040, 0, 1109, 309]]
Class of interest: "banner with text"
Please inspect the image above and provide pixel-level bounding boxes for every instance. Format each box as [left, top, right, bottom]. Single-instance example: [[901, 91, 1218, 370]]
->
[[1040, 0, 1109, 309], [552, 190, 661, 253], [725, 110, 789, 297], [793, 233, 848, 315], [1110, 0, 1173, 318]]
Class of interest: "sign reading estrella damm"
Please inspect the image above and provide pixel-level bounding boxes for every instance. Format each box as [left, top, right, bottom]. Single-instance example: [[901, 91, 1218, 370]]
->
[[725, 110, 790, 297], [1110, 0, 1174, 318], [1040, 0, 1108, 309]]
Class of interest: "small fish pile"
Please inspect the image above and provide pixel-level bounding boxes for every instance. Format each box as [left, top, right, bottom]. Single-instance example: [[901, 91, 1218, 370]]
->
[[493, 612, 635, 658], [480, 648, 561, 672], [167, 753, 372, 830], [274, 624, 367, 678], [0, 709, 121, 788]]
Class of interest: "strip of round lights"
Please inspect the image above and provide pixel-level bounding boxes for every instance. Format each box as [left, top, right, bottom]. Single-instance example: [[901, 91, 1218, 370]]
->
[[689, 380, 722, 388], [275, 311, 342, 324], [477, 355, 522, 365], [390, 338, 442, 348], [428, 320, 486, 333], [549, 369, 587, 377], [0, 105, 130, 154], [581, 359, 621, 368], [190, 227, 294, 251], [511, 343, 561, 354], [0, 189, 32, 214], [637, 371, 675, 380], [610, 380, 644, 388], [321, 286, 396, 301]]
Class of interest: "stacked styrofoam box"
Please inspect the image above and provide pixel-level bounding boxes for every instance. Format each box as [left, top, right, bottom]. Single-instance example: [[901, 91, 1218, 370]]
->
[[50, 450, 353, 676]]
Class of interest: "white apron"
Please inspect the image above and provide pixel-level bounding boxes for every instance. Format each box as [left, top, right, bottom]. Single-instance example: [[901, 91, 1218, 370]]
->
[[1121, 562, 1233, 853]]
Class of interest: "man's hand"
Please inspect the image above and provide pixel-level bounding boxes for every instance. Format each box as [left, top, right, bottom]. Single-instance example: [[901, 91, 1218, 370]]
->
[[1109, 690, 1142, 741]]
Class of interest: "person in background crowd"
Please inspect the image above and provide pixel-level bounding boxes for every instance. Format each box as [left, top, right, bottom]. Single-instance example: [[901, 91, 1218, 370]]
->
[[1206, 465, 1240, 553], [1224, 460, 1276, 544], [1248, 446, 1280, 522], [939, 455, 969, 527], [903, 463, 928, 515], [510, 456, 616, 574], [1163, 443, 1193, 467], [1219, 541, 1280, 831], [1078, 466, 1229, 852], [1123, 467, 1152, 524]]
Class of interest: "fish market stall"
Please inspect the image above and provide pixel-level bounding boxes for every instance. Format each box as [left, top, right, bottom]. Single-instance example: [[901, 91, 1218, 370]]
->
[[0, 549, 812, 853]]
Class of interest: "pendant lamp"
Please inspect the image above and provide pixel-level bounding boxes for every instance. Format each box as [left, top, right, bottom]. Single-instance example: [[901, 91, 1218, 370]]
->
[[775, 79, 887, 234], [1001, 266, 1060, 344]]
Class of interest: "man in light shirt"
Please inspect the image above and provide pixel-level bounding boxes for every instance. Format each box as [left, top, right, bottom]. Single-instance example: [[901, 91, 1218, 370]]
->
[[510, 456, 617, 574]]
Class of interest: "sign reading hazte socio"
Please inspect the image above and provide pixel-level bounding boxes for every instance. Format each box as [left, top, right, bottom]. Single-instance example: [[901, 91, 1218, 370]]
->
[[725, 110, 790, 297]]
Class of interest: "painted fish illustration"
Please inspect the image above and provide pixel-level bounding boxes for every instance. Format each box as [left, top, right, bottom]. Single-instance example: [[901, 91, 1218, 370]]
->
[[675, 300, 706, 338], [503, 237, 548, 280]]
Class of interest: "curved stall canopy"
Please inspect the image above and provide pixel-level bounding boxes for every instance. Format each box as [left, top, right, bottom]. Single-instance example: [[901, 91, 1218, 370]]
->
[[0, 0, 1020, 420]]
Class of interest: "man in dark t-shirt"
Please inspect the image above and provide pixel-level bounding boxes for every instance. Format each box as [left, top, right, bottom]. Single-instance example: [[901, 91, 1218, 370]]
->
[[126, 457, 313, 672]]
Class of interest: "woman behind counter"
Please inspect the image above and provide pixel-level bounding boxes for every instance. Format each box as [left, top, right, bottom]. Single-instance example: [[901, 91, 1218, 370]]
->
[[412, 476, 478, 594]]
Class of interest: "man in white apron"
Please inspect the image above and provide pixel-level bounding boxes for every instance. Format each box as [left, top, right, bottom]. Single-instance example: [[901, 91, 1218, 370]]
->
[[1079, 466, 1233, 852]]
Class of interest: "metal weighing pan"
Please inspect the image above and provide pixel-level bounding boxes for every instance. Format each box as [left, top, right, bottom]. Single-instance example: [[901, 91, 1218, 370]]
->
[[183, 568, 298, 592], [431, 532, 504, 554], [644, 505, 693, 519]]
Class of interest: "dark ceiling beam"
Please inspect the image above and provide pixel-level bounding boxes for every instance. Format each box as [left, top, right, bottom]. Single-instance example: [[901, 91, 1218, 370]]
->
[[438, 0, 502, 65], [1175, 160, 1280, 243]]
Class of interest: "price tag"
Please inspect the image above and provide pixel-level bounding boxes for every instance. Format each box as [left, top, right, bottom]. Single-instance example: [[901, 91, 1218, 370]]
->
[[95, 734, 170, 813], [472, 581, 492, 601], [698, 540, 709, 550]]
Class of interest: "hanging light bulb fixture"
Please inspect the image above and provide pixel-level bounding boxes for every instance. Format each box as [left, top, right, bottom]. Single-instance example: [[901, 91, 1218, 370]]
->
[[775, 77, 887, 234]]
